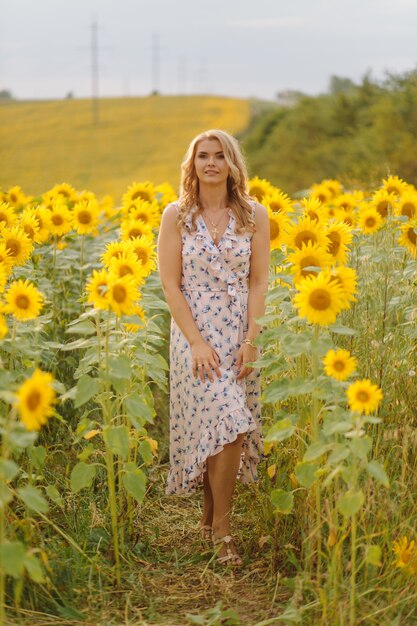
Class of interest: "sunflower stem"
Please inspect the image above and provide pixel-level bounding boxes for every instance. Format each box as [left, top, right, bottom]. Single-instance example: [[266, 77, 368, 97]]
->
[[349, 514, 358, 626], [80, 234, 85, 297], [311, 324, 322, 581]]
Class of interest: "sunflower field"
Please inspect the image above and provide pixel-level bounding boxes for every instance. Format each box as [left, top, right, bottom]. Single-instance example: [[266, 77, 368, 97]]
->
[[0, 174, 417, 626]]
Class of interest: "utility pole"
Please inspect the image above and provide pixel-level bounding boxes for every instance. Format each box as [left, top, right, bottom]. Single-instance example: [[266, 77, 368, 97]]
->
[[151, 32, 160, 94], [91, 19, 99, 124]]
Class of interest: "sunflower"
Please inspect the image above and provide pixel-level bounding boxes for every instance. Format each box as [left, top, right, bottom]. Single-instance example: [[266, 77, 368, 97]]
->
[[395, 191, 417, 220], [371, 188, 395, 218], [108, 252, 147, 286], [0, 265, 8, 293], [123, 304, 146, 333], [101, 240, 134, 267], [328, 266, 357, 307], [309, 183, 332, 205], [155, 182, 178, 210], [357, 205, 384, 234], [398, 221, 417, 257], [323, 349, 357, 381], [293, 270, 346, 326], [0, 242, 14, 273], [86, 269, 110, 310], [123, 198, 160, 229], [7, 185, 27, 208], [393, 537, 417, 573], [129, 235, 157, 275], [107, 275, 140, 316], [284, 215, 329, 251], [121, 218, 153, 241], [262, 190, 294, 214], [247, 176, 274, 202], [267, 207, 288, 250], [100, 195, 119, 220], [335, 206, 357, 228], [0, 314, 8, 339], [72, 199, 100, 235], [31, 205, 52, 243], [16, 368, 57, 431], [48, 182, 78, 204], [325, 221, 353, 264], [382, 175, 407, 196], [346, 379, 383, 415], [48, 201, 73, 236], [288, 241, 333, 282], [322, 179, 342, 199], [4, 279, 44, 320], [301, 197, 326, 223], [0, 202, 18, 229], [1, 225, 33, 266], [19, 209, 41, 243], [123, 181, 156, 206]]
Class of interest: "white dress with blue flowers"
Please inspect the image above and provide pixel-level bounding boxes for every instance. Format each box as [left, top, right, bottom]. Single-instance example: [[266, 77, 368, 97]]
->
[[166, 202, 263, 495]]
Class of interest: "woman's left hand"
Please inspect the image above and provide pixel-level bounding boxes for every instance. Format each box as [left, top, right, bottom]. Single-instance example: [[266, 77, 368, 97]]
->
[[236, 343, 258, 380]]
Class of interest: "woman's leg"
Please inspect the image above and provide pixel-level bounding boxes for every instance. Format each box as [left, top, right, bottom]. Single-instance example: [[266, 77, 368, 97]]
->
[[206, 433, 246, 556], [201, 468, 214, 528]]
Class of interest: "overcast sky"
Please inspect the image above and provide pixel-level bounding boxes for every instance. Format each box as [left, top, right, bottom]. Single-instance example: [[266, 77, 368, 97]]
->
[[1, 0, 417, 101]]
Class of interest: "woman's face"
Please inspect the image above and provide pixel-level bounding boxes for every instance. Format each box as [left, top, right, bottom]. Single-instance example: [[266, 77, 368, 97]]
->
[[194, 138, 230, 186]]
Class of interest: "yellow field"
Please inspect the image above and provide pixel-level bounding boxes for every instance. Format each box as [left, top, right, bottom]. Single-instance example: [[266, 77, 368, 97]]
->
[[0, 95, 251, 200]]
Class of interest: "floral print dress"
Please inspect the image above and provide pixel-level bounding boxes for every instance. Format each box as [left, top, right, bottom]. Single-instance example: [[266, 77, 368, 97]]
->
[[166, 201, 263, 495]]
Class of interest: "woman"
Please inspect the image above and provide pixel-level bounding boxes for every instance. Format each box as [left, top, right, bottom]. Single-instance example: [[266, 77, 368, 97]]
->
[[157, 129, 270, 565]]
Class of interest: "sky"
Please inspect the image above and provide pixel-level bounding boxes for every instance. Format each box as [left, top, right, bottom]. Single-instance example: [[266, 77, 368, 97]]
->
[[1, 0, 417, 101]]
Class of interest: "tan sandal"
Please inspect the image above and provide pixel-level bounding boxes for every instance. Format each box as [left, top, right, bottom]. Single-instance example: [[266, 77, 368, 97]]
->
[[199, 524, 212, 542], [212, 534, 243, 566]]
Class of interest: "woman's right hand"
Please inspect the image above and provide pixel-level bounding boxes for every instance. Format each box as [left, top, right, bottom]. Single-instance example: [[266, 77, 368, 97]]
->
[[191, 339, 222, 383]]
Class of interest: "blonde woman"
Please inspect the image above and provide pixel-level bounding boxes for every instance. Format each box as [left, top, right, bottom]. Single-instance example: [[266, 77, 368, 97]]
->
[[157, 129, 270, 565]]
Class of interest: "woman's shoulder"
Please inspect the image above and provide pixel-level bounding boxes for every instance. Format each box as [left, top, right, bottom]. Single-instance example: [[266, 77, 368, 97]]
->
[[249, 199, 268, 220]]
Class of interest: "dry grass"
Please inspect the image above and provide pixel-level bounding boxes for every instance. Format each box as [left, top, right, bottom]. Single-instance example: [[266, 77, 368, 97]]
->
[[0, 96, 251, 200]]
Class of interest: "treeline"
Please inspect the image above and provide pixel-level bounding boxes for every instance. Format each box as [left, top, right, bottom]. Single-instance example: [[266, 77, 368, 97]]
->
[[241, 68, 417, 193]]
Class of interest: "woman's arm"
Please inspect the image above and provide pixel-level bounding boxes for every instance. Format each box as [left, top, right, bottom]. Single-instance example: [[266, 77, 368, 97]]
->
[[157, 205, 221, 382], [236, 202, 270, 379]]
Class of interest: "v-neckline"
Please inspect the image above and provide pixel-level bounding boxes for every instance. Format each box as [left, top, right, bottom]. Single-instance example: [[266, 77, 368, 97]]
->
[[198, 209, 232, 249]]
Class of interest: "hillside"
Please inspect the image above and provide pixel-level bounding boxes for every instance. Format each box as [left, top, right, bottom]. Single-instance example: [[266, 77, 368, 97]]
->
[[0, 95, 251, 200]]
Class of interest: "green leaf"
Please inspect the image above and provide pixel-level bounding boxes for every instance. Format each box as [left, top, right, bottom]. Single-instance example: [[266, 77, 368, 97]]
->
[[45, 485, 64, 508], [295, 462, 319, 488], [365, 545, 382, 567], [263, 378, 315, 403], [17, 485, 48, 513], [108, 355, 132, 380], [0, 483, 13, 506], [138, 439, 153, 465], [0, 459, 19, 481], [323, 421, 352, 437], [74, 375, 99, 408], [337, 489, 364, 517], [280, 333, 312, 357], [304, 442, 332, 462], [66, 320, 96, 335], [328, 443, 351, 465], [9, 427, 37, 449], [122, 465, 147, 502], [270, 489, 294, 514], [27, 445, 46, 469], [23, 553, 45, 583], [0, 541, 25, 577], [329, 324, 357, 336], [349, 436, 372, 461], [366, 460, 390, 488], [265, 418, 296, 442], [124, 393, 154, 425], [103, 425, 130, 459], [70, 462, 96, 493]]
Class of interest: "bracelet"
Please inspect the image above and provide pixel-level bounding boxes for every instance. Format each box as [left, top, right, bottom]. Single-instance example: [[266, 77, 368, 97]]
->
[[242, 338, 256, 348]]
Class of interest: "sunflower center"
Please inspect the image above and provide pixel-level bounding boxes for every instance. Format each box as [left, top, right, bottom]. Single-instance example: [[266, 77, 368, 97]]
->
[[128, 228, 143, 239], [401, 203, 416, 218], [27, 390, 41, 411], [250, 187, 264, 200], [119, 264, 133, 277], [10, 194, 18, 203], [78, 210, 92, 224], [24, 225, 35, 239], [357, 390, 370, 402], [131, 191, 151, 202], [307, 211, 319, 221], [271, 202, 284, 213], [334, 360, 345, 372], [365, 216, 376, 228], [6, 239, 21, 257], [96, 282, 108, 296], [136, 213, 148, 222], [113, 284, 127, 303], [328, 231, 341, 255], [407, 228, 417, 245], [16, 294, 30, 309], [269, 220, 280, 240], [0, 213, 8, 224], [376, 201, 388, 217], [343, 216, 354, 227], [52, 214, 64, 225], [295, 231, 316, 248], [309, 288, 331, 311], [135, 249, 149, 264], [300, 256, 320, 276]]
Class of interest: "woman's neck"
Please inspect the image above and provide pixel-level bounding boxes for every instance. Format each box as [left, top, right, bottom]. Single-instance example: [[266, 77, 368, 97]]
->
[[198, 183, 228, 212]]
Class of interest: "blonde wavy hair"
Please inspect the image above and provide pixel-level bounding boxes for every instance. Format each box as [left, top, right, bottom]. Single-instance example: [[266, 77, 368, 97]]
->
[[177, 129, 256, 234]]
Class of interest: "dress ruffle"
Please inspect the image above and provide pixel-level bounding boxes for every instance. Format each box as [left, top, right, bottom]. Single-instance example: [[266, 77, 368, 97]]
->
[[166, 405, 263, 495]]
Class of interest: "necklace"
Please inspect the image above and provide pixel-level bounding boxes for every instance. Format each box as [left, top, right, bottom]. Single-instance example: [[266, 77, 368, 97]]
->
[[202, 207, 228, 242]]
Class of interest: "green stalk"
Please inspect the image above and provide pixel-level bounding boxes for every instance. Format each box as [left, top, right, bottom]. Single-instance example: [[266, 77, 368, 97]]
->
[[349, 514, 357, 626], [311, 324, 322, 581], [0, 412, 10, 625], [80, 234, 85, 296]]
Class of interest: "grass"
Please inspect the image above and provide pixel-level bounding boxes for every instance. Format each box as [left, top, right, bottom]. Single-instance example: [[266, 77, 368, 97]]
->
[[0, 95, 251, 201]]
